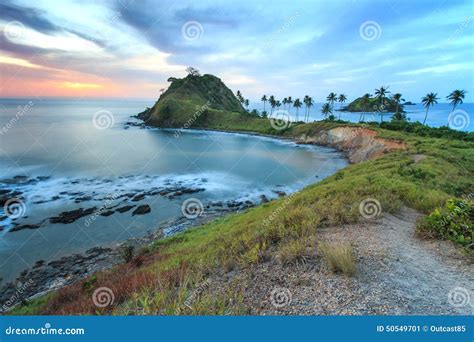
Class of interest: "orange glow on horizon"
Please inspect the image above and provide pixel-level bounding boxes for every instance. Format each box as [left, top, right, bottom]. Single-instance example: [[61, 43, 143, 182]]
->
[[61, 82, 103, 89]]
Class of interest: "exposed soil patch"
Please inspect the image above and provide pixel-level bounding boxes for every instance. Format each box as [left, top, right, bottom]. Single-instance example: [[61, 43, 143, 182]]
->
[[213, 207, 473, 315], [296, 126, 406, 163]]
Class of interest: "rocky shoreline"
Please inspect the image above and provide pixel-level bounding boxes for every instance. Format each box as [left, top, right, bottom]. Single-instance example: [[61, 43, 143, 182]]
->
[[0, 172, 282, 312], [3, 119, 401, 313]]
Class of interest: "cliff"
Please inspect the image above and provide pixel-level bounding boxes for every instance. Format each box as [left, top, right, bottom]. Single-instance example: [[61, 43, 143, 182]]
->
[[294, 126, 406, 163]]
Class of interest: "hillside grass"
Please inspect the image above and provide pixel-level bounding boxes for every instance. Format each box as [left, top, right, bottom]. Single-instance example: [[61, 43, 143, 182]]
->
[[13, 118, 473, 315]]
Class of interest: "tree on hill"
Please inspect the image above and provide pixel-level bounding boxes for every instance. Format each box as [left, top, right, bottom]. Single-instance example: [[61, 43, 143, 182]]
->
[[337, 94, 347, 120], [421, 92, 439, 125], [303, 95, 310, 122], [261, 95, 268, 112], [321, 103, 332, 120], [293, 98, 302, 121], [391, 93, 403, 114], [236, 90, 244, 103], [269, 95, 276, 117], [374, 86, 391, 123], [306, 97, 314, 122], [185, 67, 201, 76], [287, 96, 293, 114], [359, 93, 371, 122], [327, 92, 337, 111], [446, 89, 466, 110]]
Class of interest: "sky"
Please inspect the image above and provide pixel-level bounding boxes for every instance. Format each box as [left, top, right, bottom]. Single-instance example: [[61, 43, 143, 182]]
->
[[0, 0, 472, 102]]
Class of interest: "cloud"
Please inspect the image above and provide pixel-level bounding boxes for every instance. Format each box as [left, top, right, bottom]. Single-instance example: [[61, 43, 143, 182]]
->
[[397, 63, 471, 76], [0, 0, 472, 101], [0, 0, 59, 33]]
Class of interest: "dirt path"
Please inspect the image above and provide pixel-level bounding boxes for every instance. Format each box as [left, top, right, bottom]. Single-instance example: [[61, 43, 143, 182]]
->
[[218, 207, 473, 315]]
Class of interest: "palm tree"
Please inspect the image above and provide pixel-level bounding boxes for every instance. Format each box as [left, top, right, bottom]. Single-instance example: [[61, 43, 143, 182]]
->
[[392, 93, 403, 114], [327, 92, 337, 111], [337, 94, 347, 120], [269, 96, 276, 117], [446, 90, 466, 110], [421, 93, 439, 125], [275, 100, 281, 115], [374, 86, 391, 123], [321, 103, 332, 119], [236, 90, 243, 103], [244, 99, 249, 111], [261, 95, 267, 113], [282, 98, 288, 111], [293, 99, 302, 121], [306, 97, 314, 122], [359, 93, 371, 122], [287, 96, 293, 114], [303, 95, 310, 122]]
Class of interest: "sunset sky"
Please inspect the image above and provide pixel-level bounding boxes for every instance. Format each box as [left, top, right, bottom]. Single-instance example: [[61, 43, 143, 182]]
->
[[0, 0, 472, 101]]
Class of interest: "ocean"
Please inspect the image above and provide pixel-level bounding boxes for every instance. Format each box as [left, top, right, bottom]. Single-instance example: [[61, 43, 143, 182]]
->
[[0, 98, 347, 281]]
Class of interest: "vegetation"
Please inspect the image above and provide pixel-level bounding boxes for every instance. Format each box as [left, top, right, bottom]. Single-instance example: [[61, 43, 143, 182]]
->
[[447, 89, 467, 110], [421, 93, 439, 125], [319, 242, 356, 276], [345, 94, 399, 114], [417, 198, 473, 248], [120, 245, 135, 263], [321, 103, 332, 120], [15, 115, 473, 315], [14, 72, 472, 315], [337, 94, 347, 120], [141, 73, 246, 127]]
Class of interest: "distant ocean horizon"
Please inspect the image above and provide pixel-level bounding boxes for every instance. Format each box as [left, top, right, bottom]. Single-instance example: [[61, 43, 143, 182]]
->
[[0, 98, 472, 132]]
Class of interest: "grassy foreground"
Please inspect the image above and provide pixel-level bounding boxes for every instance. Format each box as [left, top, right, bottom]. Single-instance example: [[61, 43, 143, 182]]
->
[[13, 117, 473, 315]]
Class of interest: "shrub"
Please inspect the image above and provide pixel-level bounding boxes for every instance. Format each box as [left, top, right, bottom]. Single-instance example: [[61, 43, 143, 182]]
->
[[278, 238, 308, 265], [120, 245, 135, 263], [319, 242, 356, 276], [417, 198, 473, 248]]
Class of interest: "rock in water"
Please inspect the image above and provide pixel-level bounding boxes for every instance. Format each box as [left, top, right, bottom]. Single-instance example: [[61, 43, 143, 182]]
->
[[115, 205, 135, 213], [132, 205, 151, 216], [49, 207, 97, 224]]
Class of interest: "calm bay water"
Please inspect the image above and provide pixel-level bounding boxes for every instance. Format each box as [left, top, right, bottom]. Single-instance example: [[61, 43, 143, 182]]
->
[[0, 98, 347, 281]]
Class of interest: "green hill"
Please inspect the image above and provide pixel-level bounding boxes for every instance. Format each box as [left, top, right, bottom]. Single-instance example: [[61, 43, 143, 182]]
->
[[344, 96, 401, 113], [140, 74, 246, 127]]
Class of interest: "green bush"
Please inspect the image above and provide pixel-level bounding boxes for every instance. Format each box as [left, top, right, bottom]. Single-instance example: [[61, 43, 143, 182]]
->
[[417, 198, 473, 248]]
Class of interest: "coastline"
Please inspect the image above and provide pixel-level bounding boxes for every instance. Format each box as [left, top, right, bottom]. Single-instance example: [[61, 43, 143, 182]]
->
[[0, 125, 350, 312], [7, 117, 473, 315]]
